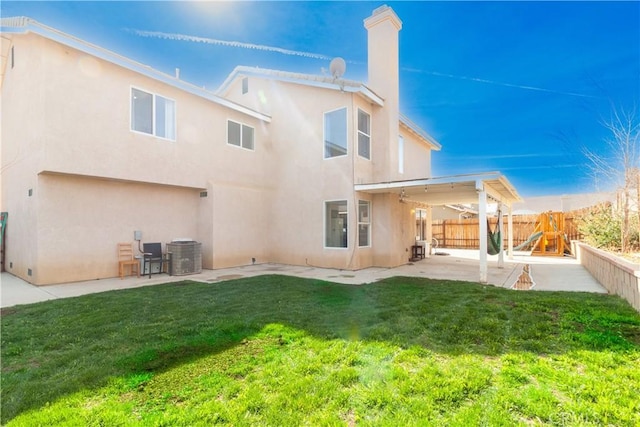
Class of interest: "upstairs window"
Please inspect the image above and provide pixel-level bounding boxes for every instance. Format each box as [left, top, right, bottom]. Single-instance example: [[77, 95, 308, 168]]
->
[[227, 120, 255, 150], [131, 88, 176, 140], [324, 107, 347, 158], [357, 109, 371, 159]]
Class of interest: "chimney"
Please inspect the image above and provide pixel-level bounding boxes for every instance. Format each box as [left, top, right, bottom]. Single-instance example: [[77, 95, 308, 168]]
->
[[364, 5, 402, 179], [364, 5, 402, 101]]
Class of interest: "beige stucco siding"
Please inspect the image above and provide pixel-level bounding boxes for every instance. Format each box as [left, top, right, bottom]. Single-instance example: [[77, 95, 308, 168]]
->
[[208, 181, 272, 269], [1, 33, 44, 281], [401, 128, 432, 180], [24, 34, 269, 189], [0, 173, 38, 282], [371, 193, 415, 267], [2, 31, 274, 283], [21, 173, 200, 284], [219, 74, 433, 269], [0, 34, 12, 88], [242, 78, 360, 269], [1, 33, 46, 196], [2, 9, 441, 284]]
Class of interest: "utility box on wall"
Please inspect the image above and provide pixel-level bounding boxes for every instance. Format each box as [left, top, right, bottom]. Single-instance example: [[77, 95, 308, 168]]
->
[[166, 240, 202, 276]]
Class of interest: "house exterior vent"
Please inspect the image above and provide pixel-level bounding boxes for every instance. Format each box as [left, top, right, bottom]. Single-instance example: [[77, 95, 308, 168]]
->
[[167, 241, 202, 276], [0, 17, 32, 28]]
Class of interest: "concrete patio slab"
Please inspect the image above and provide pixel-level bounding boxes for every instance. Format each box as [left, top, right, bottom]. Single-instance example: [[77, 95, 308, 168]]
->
[[1, 249, 607, 309]]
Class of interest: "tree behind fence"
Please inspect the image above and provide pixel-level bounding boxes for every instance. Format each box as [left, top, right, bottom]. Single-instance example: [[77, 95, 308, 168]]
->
[[431, 212, 583, 249]]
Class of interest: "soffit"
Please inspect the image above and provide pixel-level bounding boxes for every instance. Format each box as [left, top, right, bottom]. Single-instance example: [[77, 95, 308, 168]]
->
[[1, 17, 271, 122], [355, 173, 522, 206]]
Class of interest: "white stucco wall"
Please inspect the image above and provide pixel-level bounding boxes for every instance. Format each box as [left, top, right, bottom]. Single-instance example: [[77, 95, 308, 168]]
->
[[1, 31, 274, 284], [401, 128, 432, 180], [241, 78, 359, 269], [32, 173, 201, 284], [2, 5, 439, 284]]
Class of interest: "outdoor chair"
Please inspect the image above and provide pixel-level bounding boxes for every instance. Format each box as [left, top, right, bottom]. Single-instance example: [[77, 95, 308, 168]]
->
[[143, 242, 164, 278], [118, 242, 140, 279]]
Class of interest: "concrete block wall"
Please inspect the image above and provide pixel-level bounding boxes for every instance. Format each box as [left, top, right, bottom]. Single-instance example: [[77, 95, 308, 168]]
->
[[573, 241, 640, 312]]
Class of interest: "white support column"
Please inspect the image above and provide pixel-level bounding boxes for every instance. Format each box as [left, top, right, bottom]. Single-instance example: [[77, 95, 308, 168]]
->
[[478, 188, 488, 283], [426, 206, 433, 257], [507, 204, 514, 260], [497, 203, 504, 269]]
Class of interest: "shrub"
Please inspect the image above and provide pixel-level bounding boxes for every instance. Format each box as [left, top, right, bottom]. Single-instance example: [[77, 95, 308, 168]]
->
[[577, 204, 622, 250], [628, 215, 640, 250]]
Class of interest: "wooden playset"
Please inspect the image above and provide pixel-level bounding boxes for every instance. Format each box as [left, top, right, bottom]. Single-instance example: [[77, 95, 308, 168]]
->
[[531, 211, 569, 256]]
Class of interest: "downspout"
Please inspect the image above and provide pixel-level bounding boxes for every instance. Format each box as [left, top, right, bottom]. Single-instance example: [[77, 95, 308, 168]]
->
[[349, 94, 358, 269]]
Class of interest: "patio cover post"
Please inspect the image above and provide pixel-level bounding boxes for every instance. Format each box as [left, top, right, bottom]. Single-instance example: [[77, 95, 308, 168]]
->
[[478, 186, 488, 283], [507, 205, 514, 260], [426, 205, 433, 257], [498, 203, 504, 269]]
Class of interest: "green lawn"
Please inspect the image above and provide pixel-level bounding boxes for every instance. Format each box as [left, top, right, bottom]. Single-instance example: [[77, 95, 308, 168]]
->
[[2, 275, 639, 426]]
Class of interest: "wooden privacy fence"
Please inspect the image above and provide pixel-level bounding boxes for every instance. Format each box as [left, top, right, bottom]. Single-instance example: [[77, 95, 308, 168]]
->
[[432, 212, 583, 250]]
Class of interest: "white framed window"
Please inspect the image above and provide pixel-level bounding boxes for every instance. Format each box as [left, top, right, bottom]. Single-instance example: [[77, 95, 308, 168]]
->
[[242, 77, 249, 94], [358, 200, 371, 247], [324, 107, 347, 158], [227, 120, 255, 150], [398, 135, 404, 174], [131, 87, 176, 140], [357, 109, 371, 160], [325, 200, 348, 248]]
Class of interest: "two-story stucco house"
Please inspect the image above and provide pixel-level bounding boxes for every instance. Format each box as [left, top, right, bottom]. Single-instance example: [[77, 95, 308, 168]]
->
[[1, 6, 521, 286]]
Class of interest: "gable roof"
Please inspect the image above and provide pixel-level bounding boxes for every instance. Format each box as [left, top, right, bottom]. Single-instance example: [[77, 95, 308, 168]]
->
[[0, 17, 271, 123], [217, 65, 384, 106], [218, 66, 441, 151], [2, 16, 441, 150]]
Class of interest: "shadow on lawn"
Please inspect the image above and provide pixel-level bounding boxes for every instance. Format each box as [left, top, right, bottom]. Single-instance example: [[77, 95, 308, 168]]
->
[[2, 274, 639, 422]]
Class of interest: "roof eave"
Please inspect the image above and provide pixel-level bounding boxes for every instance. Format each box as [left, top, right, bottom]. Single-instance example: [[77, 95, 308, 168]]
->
[[2, 18, 271, 123], [217, 66, 384, 107], [399, 114, 442, 151], [355, 172, 522, 205]]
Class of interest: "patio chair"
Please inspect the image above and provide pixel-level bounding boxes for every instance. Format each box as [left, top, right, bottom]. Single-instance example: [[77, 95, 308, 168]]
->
[[118, 242, 140, 279], [143, 242, 163, 278]]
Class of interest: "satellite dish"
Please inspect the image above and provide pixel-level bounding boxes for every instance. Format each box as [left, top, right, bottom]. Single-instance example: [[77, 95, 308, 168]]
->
[[329, 57, 346, 79]]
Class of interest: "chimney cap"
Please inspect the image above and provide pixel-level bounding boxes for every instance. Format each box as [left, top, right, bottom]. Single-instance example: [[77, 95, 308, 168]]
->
[[364, 5, 402, 30], [372, 5, 391, 16]]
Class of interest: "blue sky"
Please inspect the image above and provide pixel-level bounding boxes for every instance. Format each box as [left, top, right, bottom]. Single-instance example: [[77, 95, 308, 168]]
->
[[2, 1, 638, 197]]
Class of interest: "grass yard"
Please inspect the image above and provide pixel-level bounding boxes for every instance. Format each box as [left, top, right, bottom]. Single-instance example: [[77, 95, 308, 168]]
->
[[2, 275, 639, 426]]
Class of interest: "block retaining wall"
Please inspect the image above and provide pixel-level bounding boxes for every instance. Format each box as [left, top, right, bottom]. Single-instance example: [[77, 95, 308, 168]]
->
[[573, 241, 640, 312]]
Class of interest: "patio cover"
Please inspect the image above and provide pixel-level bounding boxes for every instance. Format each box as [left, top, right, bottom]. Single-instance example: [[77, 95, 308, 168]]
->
[[355, 172, 523, 283]]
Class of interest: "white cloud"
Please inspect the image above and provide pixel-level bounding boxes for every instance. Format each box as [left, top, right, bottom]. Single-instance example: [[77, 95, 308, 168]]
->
[[403, 68, 599, 99], [129, 29, 334, 61]]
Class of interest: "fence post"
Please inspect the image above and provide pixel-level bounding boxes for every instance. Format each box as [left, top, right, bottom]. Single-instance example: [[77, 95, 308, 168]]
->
[[442, 220, 446, 248]]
